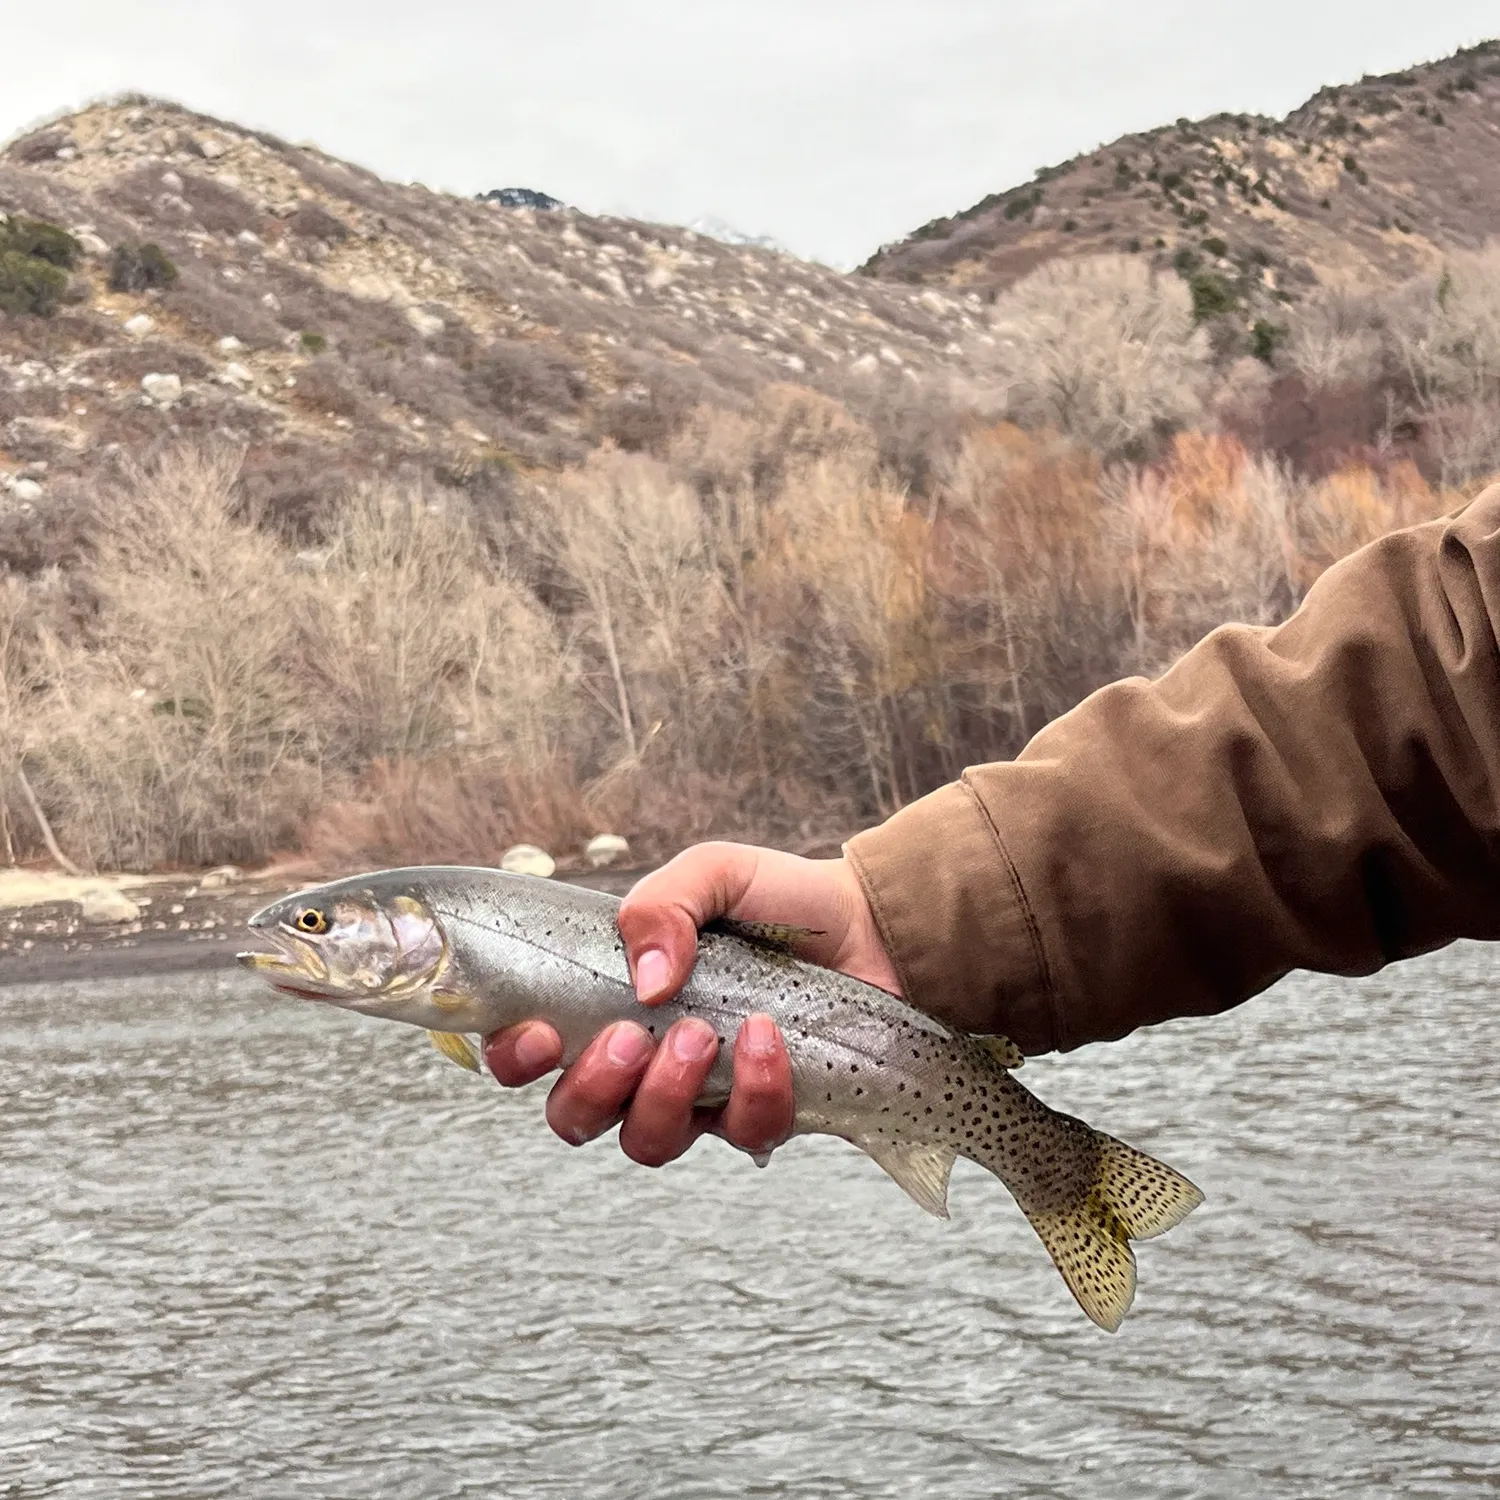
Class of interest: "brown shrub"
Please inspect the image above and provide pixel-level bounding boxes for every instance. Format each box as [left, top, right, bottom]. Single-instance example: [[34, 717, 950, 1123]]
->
[[300, 757, 599, 869], [467, 338, 587, 424], [286, 201, 352, 242], [290, 356, 376, 423]]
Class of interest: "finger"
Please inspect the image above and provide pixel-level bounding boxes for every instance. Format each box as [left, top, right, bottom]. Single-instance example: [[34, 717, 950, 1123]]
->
[[618, 843, 763, 1005], [618, 1018, 721, 1167], [543, 1022, 654, 1145], [484, 1022, 563, 1086], [718, 1014, 795, 1156]]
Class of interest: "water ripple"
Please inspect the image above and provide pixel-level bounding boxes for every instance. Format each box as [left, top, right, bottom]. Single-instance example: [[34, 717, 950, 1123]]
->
[[1, 951, 1497, 1497]]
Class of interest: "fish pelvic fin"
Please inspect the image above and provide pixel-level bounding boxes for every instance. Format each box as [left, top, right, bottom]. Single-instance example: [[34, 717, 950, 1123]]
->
[[863, 1139, 957, 1218], [1019, 1137, 1204, 1333], [974, 1035, 1025, 1069], [427, 1029, 482, 1073]]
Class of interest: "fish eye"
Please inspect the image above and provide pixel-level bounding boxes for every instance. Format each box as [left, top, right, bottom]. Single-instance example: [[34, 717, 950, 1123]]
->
[[294, 908, 330, 935]]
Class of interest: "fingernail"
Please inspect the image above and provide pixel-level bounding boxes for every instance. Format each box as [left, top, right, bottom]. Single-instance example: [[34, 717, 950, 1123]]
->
[[743, 1013, 778, 1057], [670, 1019, 718, 1063], [605, 1022, 652, 1068], [513, 1026, 555, 1074], [634, 947, 672, 1003]]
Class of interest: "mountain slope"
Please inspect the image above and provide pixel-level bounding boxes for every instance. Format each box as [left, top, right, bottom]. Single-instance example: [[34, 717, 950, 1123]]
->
[[0, 97, 979, 539], [862, 41, 1500, 305]]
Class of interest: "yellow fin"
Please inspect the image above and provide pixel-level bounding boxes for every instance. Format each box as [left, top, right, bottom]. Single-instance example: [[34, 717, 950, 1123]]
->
[[427, 1030, 481, 1073], [862, 1139, 956, 1218], [1021, 1139, 1204, 1332], [975, 1035, 1025, 1069]]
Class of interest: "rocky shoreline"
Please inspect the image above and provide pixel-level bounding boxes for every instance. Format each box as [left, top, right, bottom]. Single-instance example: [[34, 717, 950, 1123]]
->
[[0, 864, 650, 988]]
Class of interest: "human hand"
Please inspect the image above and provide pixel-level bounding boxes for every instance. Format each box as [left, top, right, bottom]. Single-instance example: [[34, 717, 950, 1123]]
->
[[483, 841, 900, 1167]]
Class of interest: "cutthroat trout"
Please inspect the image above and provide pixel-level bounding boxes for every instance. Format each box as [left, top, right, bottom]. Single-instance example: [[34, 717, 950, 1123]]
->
[[239, 866, 1202, 1330]]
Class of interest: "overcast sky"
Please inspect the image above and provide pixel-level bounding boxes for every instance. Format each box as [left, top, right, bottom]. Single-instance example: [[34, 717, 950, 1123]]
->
[[3, 3, 1495, 267]]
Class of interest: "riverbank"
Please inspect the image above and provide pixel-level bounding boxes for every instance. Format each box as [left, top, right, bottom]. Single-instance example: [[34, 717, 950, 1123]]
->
[[0, 863, 651, 988]]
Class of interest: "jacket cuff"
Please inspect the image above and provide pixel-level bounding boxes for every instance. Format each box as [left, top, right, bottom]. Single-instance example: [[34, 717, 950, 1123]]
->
[[844, 779, 1058, 1053]]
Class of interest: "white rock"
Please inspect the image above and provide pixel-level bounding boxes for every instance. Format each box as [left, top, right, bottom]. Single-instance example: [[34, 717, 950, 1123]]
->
[[197, 866, 240, 891], [220, 362, 254, 388], [123, 313, 157, 340], [500, 844, 555, 878], [56, 145, 78, 162], [216, 172, 242, 189], [12, 478, 43, 502], [160, 170, 184, 193], [79, 888, 141, 925], [584, 834, 632, 869], [848, 352, 880, 376], [261, 292, 280, 311], [141, 372, 183, 406], [405, 306, 445, 338], [74, 231, 109, 257], [236, 229, 262, 250], [217, 335, 244, 352], [197, 134, 228, 160]]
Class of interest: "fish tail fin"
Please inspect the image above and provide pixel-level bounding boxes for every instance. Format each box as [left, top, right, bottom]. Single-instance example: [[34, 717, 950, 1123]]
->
[[1015, 1132, 1204, 1333]]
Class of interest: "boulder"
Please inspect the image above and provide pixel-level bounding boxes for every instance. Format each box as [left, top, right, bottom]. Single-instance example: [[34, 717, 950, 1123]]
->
[[220, 362, 254, 388], [160, 170, 184, 194], [123, 313, 157, 340], [141, 372, 183, 406], [11, 478, 43, 502], [501, 844, 555, 878], [217, 334, 244, 352], [584, 834, 632, 869], [79, 888, 141, 925], [405, 306, 445, 338]]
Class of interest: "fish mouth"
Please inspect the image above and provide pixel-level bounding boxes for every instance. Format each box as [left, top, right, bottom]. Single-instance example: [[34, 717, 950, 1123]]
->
[[236, 931, 335, 998]]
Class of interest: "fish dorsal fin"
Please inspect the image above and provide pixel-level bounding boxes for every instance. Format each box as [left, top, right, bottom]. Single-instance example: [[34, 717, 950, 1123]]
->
[[427, 1029, 482, 1073], [975, 1035, 1025, 1069], [706, 917, 824, 956], [862, 1139, 957, 1219]]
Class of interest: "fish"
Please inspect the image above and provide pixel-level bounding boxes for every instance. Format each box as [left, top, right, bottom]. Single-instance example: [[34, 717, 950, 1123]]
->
[[238, 865, 1203, 1331]]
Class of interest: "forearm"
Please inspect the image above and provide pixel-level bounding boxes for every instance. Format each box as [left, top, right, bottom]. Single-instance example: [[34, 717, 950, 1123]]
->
[[848, 482, 1500, 1053]]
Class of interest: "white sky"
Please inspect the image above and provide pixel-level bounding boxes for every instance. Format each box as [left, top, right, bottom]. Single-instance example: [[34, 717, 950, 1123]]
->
[[2, 2, 1495, 267]]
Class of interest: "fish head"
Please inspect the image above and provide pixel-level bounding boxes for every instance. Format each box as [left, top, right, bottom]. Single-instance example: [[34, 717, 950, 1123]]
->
[[238, 884, 448, 1015]]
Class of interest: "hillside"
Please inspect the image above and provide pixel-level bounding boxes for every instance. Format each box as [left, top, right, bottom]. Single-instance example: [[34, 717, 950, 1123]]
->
[[0, 96, 979, 540], [862, 41, 1500, 307]]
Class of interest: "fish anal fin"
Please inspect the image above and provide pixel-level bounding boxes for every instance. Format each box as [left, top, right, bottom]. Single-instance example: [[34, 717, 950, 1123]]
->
[[707, 918, 824, 956], [427, 1029, 482, 1073], [862, 1139, 956, 1218], [975, 1035, 1025, 1069]]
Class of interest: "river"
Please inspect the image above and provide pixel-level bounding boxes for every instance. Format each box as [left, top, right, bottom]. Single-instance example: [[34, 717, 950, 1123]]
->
[[1, 946, 1496, 1498]]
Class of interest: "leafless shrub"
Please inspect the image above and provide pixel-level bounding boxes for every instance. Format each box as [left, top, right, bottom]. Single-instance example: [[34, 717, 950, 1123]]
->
[[1388, 243, 1500, 484], [177, 173, 263, 237], [467, 338, 587, 423], [286, 201, 352, 242], [290, 357, 376, 423], [978, 254, 1212, 454], [1283, 282, 1387, 391], [164, 264, 285, 346]]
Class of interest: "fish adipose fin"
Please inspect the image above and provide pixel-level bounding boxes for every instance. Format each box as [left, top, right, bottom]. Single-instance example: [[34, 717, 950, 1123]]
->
[[1020, 1138, 1204, 1333], [974, 1035, 1025, 1069], [864, 1140, 957, 1218], [427, 1030, 482, 1073]]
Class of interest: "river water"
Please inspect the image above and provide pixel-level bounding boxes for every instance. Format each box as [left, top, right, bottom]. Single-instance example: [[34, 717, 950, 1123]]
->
[[1, 946, 1496, 1499]]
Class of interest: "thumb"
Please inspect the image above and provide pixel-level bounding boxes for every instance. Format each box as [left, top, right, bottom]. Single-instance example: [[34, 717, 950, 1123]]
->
[[616, 842, 762, 1005]]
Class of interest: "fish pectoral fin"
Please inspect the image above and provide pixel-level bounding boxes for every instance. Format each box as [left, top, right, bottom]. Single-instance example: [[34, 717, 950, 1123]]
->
[[862, 1139, 957, 1219], [975, 1035, 1025, 1069], [427, 1030, 482, 1073], [706, 918, 825, 956]]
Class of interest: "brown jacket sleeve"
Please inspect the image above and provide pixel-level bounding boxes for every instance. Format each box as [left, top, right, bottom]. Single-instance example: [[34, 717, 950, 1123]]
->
[[846, 481, 1500, 1055]]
